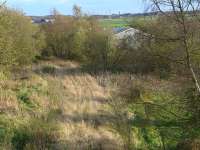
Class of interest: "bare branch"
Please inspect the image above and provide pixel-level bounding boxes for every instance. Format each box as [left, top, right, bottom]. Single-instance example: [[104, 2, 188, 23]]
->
[[148, 0, 200, 95], [0, 0, 6, 8]]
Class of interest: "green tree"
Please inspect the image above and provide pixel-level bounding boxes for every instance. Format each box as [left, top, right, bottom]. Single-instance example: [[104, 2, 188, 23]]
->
[[0, 8, 45, 70]]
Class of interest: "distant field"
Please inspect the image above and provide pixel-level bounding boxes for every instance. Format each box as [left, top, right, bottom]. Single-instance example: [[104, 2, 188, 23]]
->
[[99, 18, 133, 28], [99, 16, 153, 28]]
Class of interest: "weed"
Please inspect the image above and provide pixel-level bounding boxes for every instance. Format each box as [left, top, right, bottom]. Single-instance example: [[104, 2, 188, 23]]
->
[[12, 128, 31, 150], [17, 88, 30, 104]]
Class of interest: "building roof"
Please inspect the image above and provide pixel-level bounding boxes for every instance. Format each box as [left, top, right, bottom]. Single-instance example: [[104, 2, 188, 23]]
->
[[113, 27, 130, 34], [113, 27, 140, 39], [30, 16, 55, 24]]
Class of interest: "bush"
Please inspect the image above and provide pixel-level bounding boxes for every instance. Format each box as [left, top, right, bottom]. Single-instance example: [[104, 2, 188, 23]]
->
[[41, 8, 118, 71], [17, 88, 30, 104], [42, 14, 76, 59], [11, 129, 31, 150], [0, 7, 45, 70], [81, 28, 116, 71]]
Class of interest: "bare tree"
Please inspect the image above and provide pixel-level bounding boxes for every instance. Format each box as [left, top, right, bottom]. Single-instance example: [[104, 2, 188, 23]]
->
[[0, 0, 6, 8], [73, 5, 82, 18], [147, 0, 200, 95]]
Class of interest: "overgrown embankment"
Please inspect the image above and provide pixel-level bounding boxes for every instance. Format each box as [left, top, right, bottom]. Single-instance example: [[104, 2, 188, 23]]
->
[[0, 59, 124, 150], [1, 59, 189, 150]]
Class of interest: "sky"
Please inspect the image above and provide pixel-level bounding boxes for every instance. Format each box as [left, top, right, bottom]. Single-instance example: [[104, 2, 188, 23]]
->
[[6, 0, 146, 16]]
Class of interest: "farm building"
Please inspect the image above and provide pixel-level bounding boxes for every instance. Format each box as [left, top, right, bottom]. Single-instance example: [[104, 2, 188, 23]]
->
[[113, 27, 140, 39]]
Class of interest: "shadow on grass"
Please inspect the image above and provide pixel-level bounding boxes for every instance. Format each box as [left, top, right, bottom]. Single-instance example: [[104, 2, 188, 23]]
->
[[62, 111, 117, 128]]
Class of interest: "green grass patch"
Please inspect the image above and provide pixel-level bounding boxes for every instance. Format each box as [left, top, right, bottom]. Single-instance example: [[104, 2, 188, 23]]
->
[[99, 18, 132, 28]]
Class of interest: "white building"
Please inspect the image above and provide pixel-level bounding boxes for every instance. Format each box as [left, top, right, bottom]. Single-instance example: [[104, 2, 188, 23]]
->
[[113, 27, 140, 40], [113, 27, 143, 49]]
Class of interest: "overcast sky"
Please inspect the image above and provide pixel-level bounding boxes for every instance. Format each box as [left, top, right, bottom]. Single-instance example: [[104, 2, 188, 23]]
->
[[6, 0, 146, 16]]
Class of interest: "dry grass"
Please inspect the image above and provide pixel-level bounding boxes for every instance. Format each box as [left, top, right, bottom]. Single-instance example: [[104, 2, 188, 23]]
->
[[42, 60, 124, 149], [0, 74, 19, 113], [1, 59, 186, 149], [0, 59, 124, 149]]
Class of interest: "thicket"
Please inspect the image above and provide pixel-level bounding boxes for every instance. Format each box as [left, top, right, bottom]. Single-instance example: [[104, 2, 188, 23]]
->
[[119, 1, 200, 149], [0, 7, 45, 72], [41, 7, 119, 72], [40, 7, 181, 76]]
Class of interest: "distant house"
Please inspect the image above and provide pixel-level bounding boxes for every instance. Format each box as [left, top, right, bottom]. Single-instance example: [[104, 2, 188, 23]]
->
[[113, 27, 143, 49], [30, 16, 55, 24], [113, 27, 130, 34]]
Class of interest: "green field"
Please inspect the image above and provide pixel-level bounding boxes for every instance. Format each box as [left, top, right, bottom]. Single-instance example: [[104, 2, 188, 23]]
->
[[99, 16, 157, 28], [99, 18, 132, 28]]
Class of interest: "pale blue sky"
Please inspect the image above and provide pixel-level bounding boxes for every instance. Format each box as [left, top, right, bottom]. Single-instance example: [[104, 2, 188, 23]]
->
[[6, 0, 145, 16]]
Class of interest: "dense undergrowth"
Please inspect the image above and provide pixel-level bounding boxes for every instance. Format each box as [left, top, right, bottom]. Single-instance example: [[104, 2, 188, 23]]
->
[[0, 60, 187, 149], [0, 68, 65, 149], [0, 2, 200, 149]]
